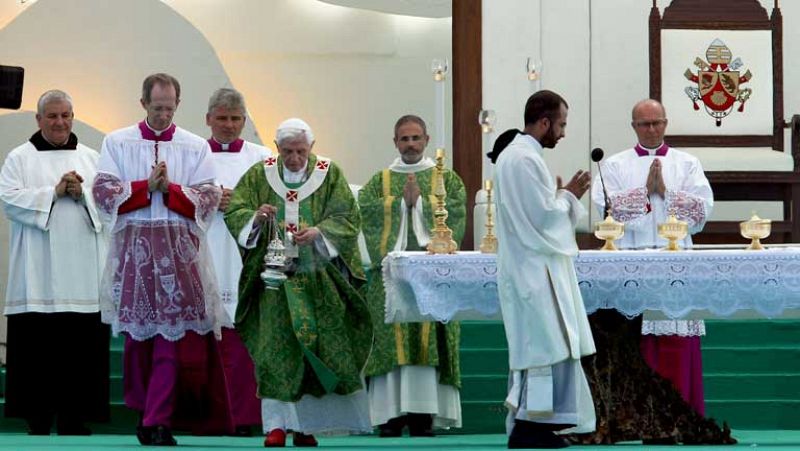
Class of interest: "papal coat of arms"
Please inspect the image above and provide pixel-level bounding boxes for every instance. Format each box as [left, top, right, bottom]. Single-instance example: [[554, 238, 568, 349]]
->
[[684, 39, 753, 127]]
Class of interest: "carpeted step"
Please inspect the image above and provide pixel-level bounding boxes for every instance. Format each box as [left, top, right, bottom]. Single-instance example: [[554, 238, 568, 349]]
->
[[458, 400, 507, 434], [705, 373, 800, 400], [459, 348, 508, 374], [460, 374, 508, 401], [705, 399, 800, 430], [702, 346, 800, 373], [702, 320, 800, 347], [459, 321, 507, 349]]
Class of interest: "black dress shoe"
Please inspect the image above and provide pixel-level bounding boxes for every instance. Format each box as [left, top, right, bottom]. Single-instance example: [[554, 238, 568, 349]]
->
[[233, 425, 253, 437], [136, 415, 152, 445], [378, 416, 406, 437], [408, 413, 435, 437], [150, 425, 178, 446], [57, 421, 92, 436], [642, 436, 678, 445], [26, 416, 53, 435], [136, 425, 153, 445], [508, 421, 569, 449]]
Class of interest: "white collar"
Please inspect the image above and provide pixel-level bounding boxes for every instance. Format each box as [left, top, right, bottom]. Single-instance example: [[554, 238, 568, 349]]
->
[[517, 133, 543, 155], [145, 120, 172, 137], [283, 163, 308, 183], [387, 156, 436, 173]]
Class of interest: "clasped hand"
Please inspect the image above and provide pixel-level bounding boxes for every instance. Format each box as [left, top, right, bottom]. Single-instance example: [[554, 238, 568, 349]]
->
[[148, 162, 170, 193], [646, 159, 666, 197], [218, 188, 233, 212], [403, 173, 421, 206], [55, 170, 84, 200]]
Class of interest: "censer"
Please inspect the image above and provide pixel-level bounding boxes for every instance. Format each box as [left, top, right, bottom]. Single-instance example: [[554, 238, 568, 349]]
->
[[260, 215, 289, 290]]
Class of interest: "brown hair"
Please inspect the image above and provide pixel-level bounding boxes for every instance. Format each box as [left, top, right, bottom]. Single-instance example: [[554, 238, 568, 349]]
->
[[394, 114, 428, 137], [141, 73, 181, 104], [523, 90, 568, 126]]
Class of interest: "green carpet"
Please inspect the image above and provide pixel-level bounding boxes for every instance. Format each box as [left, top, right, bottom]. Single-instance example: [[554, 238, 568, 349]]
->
[[0, 430, 796, 450]]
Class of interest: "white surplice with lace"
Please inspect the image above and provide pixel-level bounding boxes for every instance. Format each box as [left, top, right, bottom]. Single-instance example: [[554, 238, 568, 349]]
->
[[591, 144, 713, 336]]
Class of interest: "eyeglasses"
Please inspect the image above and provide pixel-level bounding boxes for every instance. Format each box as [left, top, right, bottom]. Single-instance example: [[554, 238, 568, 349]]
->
[[633, 119, 667, 129]]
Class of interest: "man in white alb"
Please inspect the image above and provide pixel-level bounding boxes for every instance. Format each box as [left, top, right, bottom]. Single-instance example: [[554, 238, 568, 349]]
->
[[1, 90, 109, 436], [492, 90, 596, 449], [587, 99, 713, 442], [205, 87, 268, 435]]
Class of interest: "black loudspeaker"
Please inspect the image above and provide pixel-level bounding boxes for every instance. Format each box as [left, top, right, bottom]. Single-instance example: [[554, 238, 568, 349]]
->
[[0, 65, 24, 110]]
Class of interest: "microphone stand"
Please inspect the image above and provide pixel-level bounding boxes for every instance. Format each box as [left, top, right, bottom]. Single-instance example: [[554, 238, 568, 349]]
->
[[596, 160, 612, 218]]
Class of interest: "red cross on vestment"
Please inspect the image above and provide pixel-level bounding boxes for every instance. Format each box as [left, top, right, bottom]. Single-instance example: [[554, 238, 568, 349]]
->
[[286, 190, 298, 201], [316, 160, 329, 170]]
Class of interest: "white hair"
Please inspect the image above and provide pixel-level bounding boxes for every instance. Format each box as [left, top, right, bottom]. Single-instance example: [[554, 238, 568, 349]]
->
[[275, 118, 314, 146], [37, 90, 73, 116]]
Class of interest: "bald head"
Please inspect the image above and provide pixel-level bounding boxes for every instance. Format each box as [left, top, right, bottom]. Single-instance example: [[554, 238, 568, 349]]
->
[[631, 99, 666, 121], [631, 99, 668, 148]]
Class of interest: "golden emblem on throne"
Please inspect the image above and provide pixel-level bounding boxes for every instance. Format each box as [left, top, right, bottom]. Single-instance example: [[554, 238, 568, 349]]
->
[[684, 39, 753, 127]]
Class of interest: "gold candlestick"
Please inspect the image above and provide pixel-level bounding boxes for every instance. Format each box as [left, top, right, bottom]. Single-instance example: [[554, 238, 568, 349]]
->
[[480, 179, 498, 253], [427, 148, 458, 254]]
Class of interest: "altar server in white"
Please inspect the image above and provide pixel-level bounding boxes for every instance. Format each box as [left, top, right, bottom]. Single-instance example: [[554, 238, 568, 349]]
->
[[591, 99, 713, 250], [1, 90, 109, 435], [591, 98, 713, 416], [205, 88, 268, 434], [492, 90, 596, 449], [93, 73, 229, 446]]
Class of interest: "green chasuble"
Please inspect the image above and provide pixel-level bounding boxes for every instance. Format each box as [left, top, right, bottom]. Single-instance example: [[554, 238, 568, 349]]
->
[[224, 154, 372, 402], [359, 165, 466, 388]]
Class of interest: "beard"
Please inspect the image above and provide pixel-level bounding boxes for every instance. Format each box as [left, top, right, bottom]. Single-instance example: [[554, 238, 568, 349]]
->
[[539, 125, 559, 149], [400, 149, 423, 164]]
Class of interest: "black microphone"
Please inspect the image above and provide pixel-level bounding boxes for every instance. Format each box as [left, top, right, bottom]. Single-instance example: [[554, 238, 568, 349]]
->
[[591, 148, 612, 218]]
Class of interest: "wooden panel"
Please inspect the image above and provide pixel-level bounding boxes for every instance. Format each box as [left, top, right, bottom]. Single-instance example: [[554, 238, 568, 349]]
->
[[665, 135, 774, 148], [649, 0, 796, 241], [650, 0, 783, 150], [706, 170, 799, 184], [661, 0, 769, 27], [648, 3, 661, 100], [452, 0, 482, 250], [772, 6, 784, 151]]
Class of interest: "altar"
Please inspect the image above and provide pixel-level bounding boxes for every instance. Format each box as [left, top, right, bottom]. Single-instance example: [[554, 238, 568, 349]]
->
[[383, 248, 800, 323]]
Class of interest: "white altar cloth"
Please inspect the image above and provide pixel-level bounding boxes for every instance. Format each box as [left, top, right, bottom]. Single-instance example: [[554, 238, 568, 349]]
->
[[383, 249, 800, 323]]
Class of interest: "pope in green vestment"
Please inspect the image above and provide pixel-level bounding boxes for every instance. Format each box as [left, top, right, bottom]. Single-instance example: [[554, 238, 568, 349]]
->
[[224, 118, 372, 439], [358, 115, 466, 435]]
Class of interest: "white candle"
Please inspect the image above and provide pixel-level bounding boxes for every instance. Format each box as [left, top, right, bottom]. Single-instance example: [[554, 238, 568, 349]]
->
[[482, 128, 492, 183], [434, 79, 446, 150], [432, 58, 448, 150]]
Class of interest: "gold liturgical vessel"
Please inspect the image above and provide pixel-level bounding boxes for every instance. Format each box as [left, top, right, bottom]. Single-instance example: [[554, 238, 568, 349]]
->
[[594, 215, 624, 251], [427, 149, 458, 254], [479, 179, 498, 253], [740, 214, 771, 250], [657, 214, 688, 251]]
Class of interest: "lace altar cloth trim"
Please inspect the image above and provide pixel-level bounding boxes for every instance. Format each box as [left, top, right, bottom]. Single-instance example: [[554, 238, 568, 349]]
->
[[383, 249, 800, 323], [641, 320, 706, 336]]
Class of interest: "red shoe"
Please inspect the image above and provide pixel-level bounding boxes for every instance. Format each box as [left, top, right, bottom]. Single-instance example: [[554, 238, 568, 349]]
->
[[293, 432, 318, 447], [264, 429, 286, 447]]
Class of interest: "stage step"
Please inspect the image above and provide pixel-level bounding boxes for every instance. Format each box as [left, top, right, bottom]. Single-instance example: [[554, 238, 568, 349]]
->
[[457, 319, 800, 432], [2, 319, 799, 434]]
